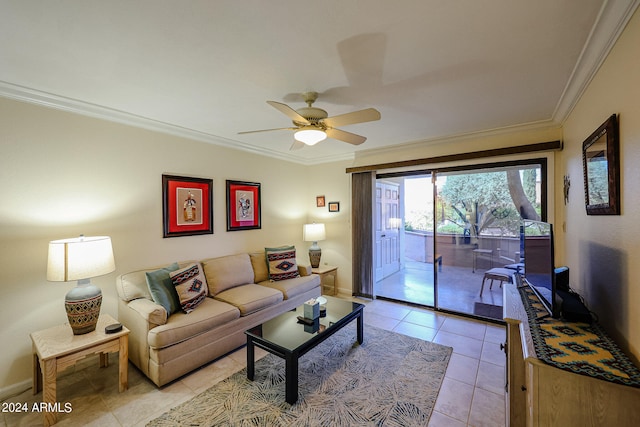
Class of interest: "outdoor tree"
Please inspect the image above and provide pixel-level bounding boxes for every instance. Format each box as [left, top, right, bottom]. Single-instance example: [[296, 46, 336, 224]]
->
[[506, 169, 540, 220], [439, 169, 540, 238]]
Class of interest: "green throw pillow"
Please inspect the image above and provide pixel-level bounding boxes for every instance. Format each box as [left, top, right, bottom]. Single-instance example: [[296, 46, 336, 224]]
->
[[146, 262, 181, 317]]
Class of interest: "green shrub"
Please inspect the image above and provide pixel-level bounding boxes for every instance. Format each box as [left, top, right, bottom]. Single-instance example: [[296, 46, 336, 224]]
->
[[437, 223, 463, 234]]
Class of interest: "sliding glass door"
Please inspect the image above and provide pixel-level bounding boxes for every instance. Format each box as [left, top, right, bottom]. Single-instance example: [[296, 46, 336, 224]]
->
[[373, 159, 546, 320], [433, 161, 545, 319]]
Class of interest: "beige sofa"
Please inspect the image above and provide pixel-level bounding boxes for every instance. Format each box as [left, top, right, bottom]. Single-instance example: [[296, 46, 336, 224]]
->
[[115, 252, 321, 386]]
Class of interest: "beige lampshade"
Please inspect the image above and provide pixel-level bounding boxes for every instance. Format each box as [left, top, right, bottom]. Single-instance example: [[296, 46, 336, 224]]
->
[[303, 223, 326, 242], [47, 235, 115, 282]]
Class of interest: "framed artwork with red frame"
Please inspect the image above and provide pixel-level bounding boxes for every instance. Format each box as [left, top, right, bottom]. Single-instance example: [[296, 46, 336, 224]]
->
[[162, 174, 213, 238], [226, 180, 261, 231]]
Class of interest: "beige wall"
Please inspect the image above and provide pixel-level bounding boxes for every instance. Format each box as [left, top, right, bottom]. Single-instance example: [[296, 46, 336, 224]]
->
[[352, 124, 563, 169], [559, 8, 640, 363], [0, 98, 352, 395], [307, 161, 354, 296]]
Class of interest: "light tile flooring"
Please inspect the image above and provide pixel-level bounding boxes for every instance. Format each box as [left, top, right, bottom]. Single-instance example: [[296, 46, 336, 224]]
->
[[3, 297, 506, 427]]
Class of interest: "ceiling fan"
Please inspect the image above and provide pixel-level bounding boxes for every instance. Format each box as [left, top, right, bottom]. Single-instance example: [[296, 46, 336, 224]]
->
[[238, 91, 381, 150]]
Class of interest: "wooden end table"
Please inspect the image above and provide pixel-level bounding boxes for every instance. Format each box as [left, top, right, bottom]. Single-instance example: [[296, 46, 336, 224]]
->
[[312, 265, 338, 295], [30, 314, 129, 426]]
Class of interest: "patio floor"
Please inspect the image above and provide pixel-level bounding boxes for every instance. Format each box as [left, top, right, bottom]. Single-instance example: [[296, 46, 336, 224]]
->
[[376, 260, 506, 321]]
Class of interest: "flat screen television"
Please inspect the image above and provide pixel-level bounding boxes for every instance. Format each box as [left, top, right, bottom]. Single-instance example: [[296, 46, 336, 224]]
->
[[522, 220, 559, 318]]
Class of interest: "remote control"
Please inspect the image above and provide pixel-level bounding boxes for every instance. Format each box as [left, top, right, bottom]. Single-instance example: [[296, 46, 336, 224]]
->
[[296, 316, 314, 325], [105, 323, 123, 334]]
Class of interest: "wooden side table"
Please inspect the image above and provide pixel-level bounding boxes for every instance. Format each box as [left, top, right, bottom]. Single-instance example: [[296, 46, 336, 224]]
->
[[312, 265, 338, 295], [30, 314, 129, 426]]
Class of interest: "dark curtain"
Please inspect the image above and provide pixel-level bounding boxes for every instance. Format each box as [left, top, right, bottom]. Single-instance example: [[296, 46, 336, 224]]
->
[[351, 171, 375, 298]]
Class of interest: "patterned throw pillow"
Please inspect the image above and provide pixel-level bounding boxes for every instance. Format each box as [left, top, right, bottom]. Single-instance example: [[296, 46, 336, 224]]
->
[[169, 263, 208, 313], [265, 246, 300, 281]]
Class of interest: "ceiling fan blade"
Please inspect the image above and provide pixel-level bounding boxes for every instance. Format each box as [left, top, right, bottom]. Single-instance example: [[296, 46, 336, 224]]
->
[[325, 128, 367, 145], [238, 127, 295, 135], [266, 101, 310, 125], [289, 140, 306, 151], [322, 108, 380, 128]]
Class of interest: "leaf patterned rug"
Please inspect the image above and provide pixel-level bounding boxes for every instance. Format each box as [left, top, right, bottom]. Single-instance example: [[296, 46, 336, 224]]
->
[[147, 324, 452, 426]]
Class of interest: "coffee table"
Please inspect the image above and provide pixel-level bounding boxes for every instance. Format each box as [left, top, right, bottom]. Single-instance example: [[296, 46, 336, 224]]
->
[[245, 296, 364, 404]]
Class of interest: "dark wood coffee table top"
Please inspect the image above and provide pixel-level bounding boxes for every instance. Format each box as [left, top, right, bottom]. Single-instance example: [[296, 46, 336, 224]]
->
[[245, 296, 364, 404], [246, 296, 363, 351]]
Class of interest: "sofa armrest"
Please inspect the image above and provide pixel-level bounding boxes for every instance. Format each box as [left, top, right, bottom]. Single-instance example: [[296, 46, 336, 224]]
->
[[127, 298, 168, 326], [118, 297, 167, 378], [298, 264, 313, 276]]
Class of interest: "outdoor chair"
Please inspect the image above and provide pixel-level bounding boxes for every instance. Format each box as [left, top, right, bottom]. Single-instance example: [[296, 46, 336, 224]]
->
[[480, 267, 513, 296]]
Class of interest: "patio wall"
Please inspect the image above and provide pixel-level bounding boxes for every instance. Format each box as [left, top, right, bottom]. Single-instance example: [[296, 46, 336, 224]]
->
[[405, 231, 520, 270]]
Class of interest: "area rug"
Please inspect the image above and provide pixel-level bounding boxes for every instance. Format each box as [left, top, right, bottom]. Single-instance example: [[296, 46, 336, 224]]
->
[[147, 325, 452, 426]]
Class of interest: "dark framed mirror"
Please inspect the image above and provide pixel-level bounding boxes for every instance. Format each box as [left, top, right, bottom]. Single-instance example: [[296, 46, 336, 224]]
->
[[582, 114, 620, 215]]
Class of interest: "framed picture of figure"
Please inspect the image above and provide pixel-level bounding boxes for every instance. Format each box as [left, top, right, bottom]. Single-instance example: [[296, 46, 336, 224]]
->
[[226, 180, 261, 231], [162, 174, 213, 237]]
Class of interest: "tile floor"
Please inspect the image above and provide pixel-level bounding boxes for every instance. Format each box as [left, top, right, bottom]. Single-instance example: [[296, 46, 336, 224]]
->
[[2, 297, 506, 427]]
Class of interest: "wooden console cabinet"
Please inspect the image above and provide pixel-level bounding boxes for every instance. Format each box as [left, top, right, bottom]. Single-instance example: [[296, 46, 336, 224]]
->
[[503, 283, 640, 426]]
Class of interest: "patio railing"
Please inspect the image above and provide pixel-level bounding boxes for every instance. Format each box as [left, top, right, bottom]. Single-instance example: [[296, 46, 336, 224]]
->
[[405, 231, 520, 270]]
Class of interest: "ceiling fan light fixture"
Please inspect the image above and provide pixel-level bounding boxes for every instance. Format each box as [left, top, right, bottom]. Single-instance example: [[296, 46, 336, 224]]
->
[[241, 93, 380, 148], [294, 127, 326, 145]]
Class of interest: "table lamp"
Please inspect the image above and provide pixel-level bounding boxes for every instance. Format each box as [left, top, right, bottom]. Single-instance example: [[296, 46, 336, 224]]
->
[[47, 235, 115, 335], [303, 223, 326, 268]]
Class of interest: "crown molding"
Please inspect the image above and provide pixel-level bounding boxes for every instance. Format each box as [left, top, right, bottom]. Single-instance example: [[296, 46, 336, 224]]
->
[[2, 1, 636, 167], [553, 0, 640, 123], [0, 81, 341, 165], [355, 118, 561, 159]]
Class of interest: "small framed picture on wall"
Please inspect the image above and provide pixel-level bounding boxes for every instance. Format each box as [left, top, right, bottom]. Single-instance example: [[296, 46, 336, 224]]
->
[[316, 195, 326, 207], [328, 201, 340, 212]]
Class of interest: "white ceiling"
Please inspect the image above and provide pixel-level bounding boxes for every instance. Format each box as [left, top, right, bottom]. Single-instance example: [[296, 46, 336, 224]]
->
[[1, 1, 638, 164]]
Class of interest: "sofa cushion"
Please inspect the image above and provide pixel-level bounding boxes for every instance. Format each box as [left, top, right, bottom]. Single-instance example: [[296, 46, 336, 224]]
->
[[202, 253, 255, 295], [170, 263, 208, 313], [265, 246, 300, 281], [214, 284, 283, 316], [258, 273, 321, 300], [147, 298, 240, 349], [249, 252, 269, 283], [145, 262, 181, 317]]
